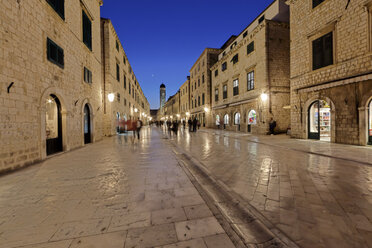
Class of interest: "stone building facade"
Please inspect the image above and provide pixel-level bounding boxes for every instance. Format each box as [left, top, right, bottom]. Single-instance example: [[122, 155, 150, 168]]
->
[[179, 77, 190, 121], [162, 92, 180, 122], [101, 18, 150, 136], [287, 0, 372, 145], [0, 0, 104, 172], [211, 0, 291, 134], [189, 48, 221, 127]]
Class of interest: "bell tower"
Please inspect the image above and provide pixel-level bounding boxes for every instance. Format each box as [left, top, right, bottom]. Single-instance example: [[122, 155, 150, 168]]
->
[[160, 83, 166, 110]]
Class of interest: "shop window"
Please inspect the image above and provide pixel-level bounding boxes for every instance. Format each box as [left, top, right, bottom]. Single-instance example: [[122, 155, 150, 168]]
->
[[222, 62, 227, 71], [116, 63, 120, 81], [231, 54, 239, 64], [234, 113, 240, 125], [247, 42, 254, 55], [313, 0, 325, 8], [248, 110, 257, 124], [233, 79, 239, 96], [47, 38, 64, 68], [83, 67, 92, 84], [215, 89, 219, 102], [82, 10, 92, 50], [247, 71, 254, 91], [308, 100, 331, 141], [223, 85, 227, 99], [46, 0, 64, 19], [313, 32, 333, 70]]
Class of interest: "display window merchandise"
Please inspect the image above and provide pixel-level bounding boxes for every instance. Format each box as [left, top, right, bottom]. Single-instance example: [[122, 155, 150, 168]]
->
[[308, 100, 331, 141]]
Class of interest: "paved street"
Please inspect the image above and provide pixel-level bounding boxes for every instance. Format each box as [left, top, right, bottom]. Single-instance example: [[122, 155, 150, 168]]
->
[[166, 127, 372, 248], [0, 127, 235, 248]]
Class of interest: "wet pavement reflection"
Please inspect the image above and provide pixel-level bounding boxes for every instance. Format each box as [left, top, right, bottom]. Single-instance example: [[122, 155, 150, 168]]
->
[[163, 126, 372, 248]]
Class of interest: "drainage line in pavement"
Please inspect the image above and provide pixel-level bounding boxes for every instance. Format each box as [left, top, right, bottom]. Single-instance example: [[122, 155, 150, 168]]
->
[[170, 142, 299, 248]]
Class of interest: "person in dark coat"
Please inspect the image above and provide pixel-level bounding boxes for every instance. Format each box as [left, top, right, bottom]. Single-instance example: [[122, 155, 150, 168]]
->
[[192, 118, 197, 132], [188, 119, 192, 132], [269, 117, 276, 135]]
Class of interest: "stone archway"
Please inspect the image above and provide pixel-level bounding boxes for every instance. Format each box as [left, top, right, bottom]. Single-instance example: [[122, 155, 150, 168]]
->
[[303, 96, 336, 142], [39, 87, 68, 159], [81, 99, 94, 145]]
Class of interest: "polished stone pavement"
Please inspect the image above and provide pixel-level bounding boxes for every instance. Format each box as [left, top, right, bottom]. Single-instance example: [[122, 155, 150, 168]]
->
[[166, 127, 372, 248], [0, 128, 235, 248]]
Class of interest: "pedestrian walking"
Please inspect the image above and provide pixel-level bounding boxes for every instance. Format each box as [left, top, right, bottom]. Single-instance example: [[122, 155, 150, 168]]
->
[[136, 117, 143, 139], [216, 118, 220, 129], [182, 120, 186, 129], [269, 117, 276, 135], [188, 119, 192, 132], [192, 118, 197, 132]]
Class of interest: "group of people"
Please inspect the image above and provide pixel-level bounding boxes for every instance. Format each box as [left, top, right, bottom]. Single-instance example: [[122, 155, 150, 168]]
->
[[118, 117, 143, 140]]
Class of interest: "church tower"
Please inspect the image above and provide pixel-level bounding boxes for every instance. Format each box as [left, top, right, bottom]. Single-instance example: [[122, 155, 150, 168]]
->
[[160, 83, 166, 110]]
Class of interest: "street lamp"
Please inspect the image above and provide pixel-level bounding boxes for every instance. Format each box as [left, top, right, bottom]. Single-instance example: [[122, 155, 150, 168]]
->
[[134, 108, 138, 113], [260, 93, 268, 101], [108, 93, 115, 102], [204, 107, 209, 113], [186, 112, 190, 116]]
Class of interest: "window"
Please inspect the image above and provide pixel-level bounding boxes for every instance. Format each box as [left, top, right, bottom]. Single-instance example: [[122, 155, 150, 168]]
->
[[248, 110, 257, 124], [231, 54, 239, 64], [223, 85, 227, 99], [47, 38, 64, 68], [202, 75, 205, 83], [195, 82, 197, 89], [247, 71, 254, 91], [202, 93, 205, 105], [233, 79, 239, 96], [222, 62, 227, 71], [116, 40, 119, 51], [129, 102, 131, 108], [116, 63, 120, 81], [313, 32, 333, 70], [313, 0, 325, 8], [215, 70, 218, 77], [132, 86, 134, 97], [258, 15, 265, 24], [84, 67, 92, 84], [82, 10, 92, 50], [124, 98, 127, 106], [230, 41, 237, 50], [223, 52, 226, 57], [224, 114, 229, 125], [215, 89, 219, 102], [198, 79, 200, 87], [46, 0, 64, 19], [243, 31, 248, 38], [198, 96, 200, 106], [124, 75, 127, 89], [192, 100, 194, 108], [234, 113, 240, 125], [123, 56, 126, 64], [247, 41, 254, 55], [129, 83, 131, 94], [117, 93, 120, 102]]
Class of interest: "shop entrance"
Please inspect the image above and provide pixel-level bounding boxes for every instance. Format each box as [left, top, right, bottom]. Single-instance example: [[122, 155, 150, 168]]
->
[[46, 95, 63, 155], [308, 100, 331, 141], [368, 100, 372, 145], [84, 104, 91, 144]]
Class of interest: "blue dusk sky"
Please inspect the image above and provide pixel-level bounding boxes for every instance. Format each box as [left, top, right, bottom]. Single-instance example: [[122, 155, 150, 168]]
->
[[100, 0, 274, 109]]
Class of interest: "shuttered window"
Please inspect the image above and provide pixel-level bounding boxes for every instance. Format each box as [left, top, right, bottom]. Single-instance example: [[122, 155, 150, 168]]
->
[[82, 11, 92, 50], [47, 38, 64, 68], [312, 32, 333, 70], [46, 0, 64, 19], [247, 71, 254, 91], [84, 67, 92, 84], [233, 79, 239, 96], [247, 41, 254, 55]]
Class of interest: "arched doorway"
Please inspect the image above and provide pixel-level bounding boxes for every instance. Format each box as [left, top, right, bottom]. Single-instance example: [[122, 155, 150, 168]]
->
[[368, 100, 372, 145], [308, 100, 331, 141], [234, 113, 241, 131], [223, 114, 229, 129], [46, 95, 63, 155], [84, 104, 91, 144], [247, 110, 257, 133]]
